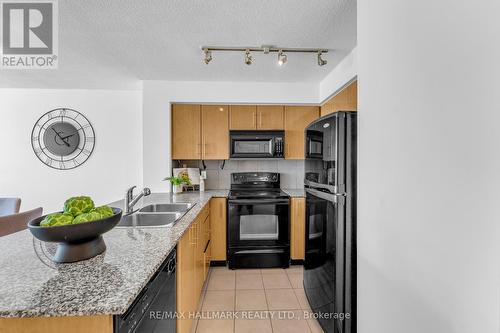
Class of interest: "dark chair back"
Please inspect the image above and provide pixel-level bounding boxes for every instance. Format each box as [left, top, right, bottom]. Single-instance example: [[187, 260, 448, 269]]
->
[[0, 198, 21, 216], [0, 207, 43, 237]]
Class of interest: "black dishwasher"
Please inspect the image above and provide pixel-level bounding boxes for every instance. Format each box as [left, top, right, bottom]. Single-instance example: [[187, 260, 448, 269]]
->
[[115, 248, 176, 333]]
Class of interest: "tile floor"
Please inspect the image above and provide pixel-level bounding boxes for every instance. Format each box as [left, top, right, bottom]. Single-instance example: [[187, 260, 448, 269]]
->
[[194, 266, 324, 333]]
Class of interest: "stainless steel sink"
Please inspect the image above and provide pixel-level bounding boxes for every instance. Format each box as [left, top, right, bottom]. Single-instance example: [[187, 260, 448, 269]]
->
[[117, 212, 183, 227], [139, 203, 195, 213]]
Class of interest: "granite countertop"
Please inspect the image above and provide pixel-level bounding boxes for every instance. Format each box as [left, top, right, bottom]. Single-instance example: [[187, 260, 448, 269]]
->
[[0, 188, 303, 318], [282, 188, 306, 197], [0, 190, 227, 318]]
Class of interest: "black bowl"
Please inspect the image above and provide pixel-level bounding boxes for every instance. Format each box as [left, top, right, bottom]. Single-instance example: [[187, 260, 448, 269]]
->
[[28, 207, 122, 263]]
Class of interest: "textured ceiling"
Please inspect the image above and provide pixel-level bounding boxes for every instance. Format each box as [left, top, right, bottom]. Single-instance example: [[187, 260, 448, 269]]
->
[[0, 0, 357, 89]]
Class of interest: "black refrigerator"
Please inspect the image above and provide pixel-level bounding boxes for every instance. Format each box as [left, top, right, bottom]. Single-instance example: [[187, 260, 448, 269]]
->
[[303, 111, 356, 333]]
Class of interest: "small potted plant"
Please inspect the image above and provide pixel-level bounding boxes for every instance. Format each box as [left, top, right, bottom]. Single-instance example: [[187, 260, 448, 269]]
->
[[163, 174, 191, 194]]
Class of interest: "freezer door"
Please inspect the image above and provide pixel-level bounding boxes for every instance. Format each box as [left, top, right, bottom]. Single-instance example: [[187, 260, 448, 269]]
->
[[304, 114, 337, 186]]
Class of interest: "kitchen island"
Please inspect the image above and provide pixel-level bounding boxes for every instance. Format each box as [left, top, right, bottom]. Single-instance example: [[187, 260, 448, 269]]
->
[[0, 191, 227, 332], [0, 189, 304, 332]]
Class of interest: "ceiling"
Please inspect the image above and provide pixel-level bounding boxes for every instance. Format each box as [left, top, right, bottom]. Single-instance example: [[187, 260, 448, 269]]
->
[[0, 0, 357, 89]]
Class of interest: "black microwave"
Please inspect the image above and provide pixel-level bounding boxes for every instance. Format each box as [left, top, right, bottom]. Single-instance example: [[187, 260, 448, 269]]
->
[[230, 130, 284, 158]]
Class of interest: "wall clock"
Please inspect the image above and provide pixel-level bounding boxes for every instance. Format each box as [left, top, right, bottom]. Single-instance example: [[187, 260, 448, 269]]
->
[[31, 108, 95, 170]]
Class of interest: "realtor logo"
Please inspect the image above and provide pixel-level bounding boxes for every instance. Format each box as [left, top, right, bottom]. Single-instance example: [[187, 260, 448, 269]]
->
[[0, 0, 58, 69]]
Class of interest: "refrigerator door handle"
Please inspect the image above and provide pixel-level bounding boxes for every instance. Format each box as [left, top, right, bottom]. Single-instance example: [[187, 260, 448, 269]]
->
[[306, 188, 346, 203], [304, 179, 338, 192]]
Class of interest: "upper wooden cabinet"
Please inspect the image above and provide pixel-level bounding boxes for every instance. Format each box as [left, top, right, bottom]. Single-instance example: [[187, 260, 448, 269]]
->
[[321, 80, 357, 117], [256, 105, 284, 130], [284, 106, 319, 159], [201, 105, 229, 160], [230, 105, 284, 130], [229, 105, 257, 130], [172, 104, 201, 160]]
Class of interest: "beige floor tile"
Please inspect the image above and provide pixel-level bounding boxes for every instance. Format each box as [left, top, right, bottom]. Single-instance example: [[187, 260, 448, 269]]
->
[[236, 274, 264, 290], [262, 273, 292, 289], [261, 268, 287, 275], [210, 267, 236, 276], [196, 318, 234, 333], [293, 288, 311, 310], [287, 265, 304, 272], [307, 317, 325, 333], [235, 317, 272, 333], [202, 290, 235, 311], [270, 310, 311, 333], [235, 289, 268, 310], [235, 268, 261, 276], [265, 289, 301, 310], [207, 273, 236, 290], [287, 272, 304, 289]]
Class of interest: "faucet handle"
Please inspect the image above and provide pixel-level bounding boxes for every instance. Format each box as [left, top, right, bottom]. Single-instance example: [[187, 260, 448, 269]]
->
[[126, 186, 137, 200], [143, 187, 151, 196]]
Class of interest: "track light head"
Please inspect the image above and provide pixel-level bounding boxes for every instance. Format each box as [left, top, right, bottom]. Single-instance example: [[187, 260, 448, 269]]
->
[[317, 51, 327, 66], [244, 49, 253, 65], [277, 49, 287, 66], [203, 48, 212, 65]]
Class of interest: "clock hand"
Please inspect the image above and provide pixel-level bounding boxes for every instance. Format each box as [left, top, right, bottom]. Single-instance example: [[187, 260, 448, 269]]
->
[[52, 128, 70, 147], [60, 131, 78, 140]]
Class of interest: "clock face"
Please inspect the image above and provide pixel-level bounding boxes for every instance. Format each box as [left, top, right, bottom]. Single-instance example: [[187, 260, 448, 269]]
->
[[31, 108, 95, 170]]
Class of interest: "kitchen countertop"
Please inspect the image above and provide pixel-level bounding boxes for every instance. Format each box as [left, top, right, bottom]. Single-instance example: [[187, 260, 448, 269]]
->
[[282, 188, 306, 197], [0, 190, 227, 318], [0, 188, 303, 319]]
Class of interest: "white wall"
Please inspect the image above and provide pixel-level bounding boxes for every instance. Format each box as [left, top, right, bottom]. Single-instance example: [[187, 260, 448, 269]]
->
[[142, 80, 318, 192], [319, 47, 357, 103], [357, 1, 500, 332], [0, 89, 143, 213]]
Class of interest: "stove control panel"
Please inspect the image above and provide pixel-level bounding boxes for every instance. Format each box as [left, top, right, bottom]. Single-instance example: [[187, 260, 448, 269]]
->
[[231, 172, 279, 185]]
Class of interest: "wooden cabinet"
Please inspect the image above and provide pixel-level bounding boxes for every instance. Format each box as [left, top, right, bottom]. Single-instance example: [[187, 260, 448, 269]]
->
[[320, 80, 357, 117], [290, 197, 306, 260], [0, 316, 113, 333], [172, 104, 201, 160], [230, 105, 257, 130], [256, 105, 284, 130], [209, 198, 227, 261], [284, 106, 319, 159], [201, 105, 229, 159], [229, 105, 284, 130], [177, 224, 196, 333], [177, 204, 211, 333]]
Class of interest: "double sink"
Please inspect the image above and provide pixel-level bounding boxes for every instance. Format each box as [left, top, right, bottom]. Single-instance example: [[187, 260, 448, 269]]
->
[[118, 203, 196, 227]]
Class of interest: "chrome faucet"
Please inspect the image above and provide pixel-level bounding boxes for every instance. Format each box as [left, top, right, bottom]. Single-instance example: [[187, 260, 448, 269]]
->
[[125, 186, 151, 214]]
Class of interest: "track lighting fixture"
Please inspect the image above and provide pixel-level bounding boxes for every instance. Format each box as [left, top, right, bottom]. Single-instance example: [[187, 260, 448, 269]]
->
[[317, 51, 327, 66], [201, 46, 329, 67], [277, 49, 287, 66], [244, 49, 253, 65], [203, 48, 212, 64]]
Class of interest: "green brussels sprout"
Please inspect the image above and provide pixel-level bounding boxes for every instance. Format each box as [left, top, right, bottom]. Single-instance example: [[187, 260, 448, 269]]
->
[[92, 206, 114, 218], [40, 212, 74, 227], [73, 211, 102, 224], [63, 196, 95, 217]]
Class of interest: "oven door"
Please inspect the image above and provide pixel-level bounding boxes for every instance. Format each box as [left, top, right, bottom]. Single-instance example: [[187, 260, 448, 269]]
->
[[228, 199, 289, 247]]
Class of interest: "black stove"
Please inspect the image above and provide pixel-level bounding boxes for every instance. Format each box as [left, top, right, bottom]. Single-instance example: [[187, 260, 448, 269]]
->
[[228, 189, 289, 200], [227, 172, 290, 269]]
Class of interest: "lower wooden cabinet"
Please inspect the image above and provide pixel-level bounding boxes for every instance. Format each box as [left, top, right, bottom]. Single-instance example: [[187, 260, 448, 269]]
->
[[290, 197, 306, 260], [177, 204, 210, 333], [209, 198, 227, 260]]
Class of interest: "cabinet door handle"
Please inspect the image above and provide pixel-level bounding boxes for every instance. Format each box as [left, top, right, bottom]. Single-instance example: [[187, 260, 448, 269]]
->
[[189, 226, 196, 245], [258, 111, 262, 128]]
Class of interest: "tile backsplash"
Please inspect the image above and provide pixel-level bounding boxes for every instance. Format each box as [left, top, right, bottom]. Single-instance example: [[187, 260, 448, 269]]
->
[[173, 160, 304, 189]]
